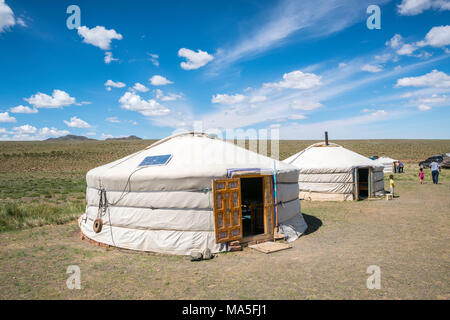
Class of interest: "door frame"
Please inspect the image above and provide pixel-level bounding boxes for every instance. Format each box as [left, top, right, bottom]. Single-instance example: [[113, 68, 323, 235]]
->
[[212, 173, 275, 244], [353, 167, 373, 200]]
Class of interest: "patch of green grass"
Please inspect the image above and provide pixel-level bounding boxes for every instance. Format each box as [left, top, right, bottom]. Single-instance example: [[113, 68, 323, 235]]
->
[[0, 201, 84, 232], [26, 193, 41, 198]]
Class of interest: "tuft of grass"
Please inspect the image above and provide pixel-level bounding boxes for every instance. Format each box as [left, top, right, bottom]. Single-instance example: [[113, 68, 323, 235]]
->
[[0, 202, 84, 232]]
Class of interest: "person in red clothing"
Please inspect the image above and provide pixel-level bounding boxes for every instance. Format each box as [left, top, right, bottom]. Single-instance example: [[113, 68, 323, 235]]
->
[[419, 168, 424, 184]]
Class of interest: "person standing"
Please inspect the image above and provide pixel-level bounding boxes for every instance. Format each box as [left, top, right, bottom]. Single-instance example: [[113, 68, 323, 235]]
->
[[419, 168, 424, 184], [399, 161, 404, 173], [430, 160, 440, 184], [389, 174, 395, 197]]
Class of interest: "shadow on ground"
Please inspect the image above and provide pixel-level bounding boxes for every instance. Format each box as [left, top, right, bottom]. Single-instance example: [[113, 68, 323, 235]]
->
[[302, 213, 322, 235]]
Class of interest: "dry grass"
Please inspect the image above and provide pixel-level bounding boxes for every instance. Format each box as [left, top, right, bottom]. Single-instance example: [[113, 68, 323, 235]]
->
[[1, 139, 449, 173], [0, 164, 448, 299]]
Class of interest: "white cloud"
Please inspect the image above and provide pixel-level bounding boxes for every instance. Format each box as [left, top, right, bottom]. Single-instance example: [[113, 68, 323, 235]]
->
[[38, 127, 70, 138], [178, 48, 214, 70], [4, 126, 70, 140], [132, 82, 149, 92], [150, 75, 173, 86], [418, 104, 431, 111], [105, 116, 120, 123], [211, 94, 246, 105], [212, 0, 390, 69], [288, 114, 307, 120], [13, 124, 37, 134], [371, 110, 388, 117], [0, 112, 16, 122], [416, 25, 450, 48], [397, 0, 450, 15], [105, 80, 126, 89], [16, 17, 26, 27], [396, 70, 450, 88], [155, 89, 164, 99], [284, 109, 391, 139], [280, 109, 393, 139], [417, 94, 447, 104], [119, 91, 170, 116], [386, 34, 403, 49], [155, 89, 182, 101], [263, 70, 322, 90], [290, 100, 323, 110], [104, 51, 118, 64], [374, 53, 392, 63], [361, 64, 383, 73], [397, 43, 418, 55], [211, 93, 267, 105], [101, 133, 114, 140], [249, 95, 267, 103], [85, 132, 97, 136], [9, 105, 38, 114], [409, 94, 448, 111], [148, 53, 159, 67], [205, 52, 446, 131], [386, 34, 423, 56], [25, 90, 76, 108], [160, 93, 181, 101], [0, 0, 15, 33], [386, 34, 419, 56], [64, 116, 91, 128], [77, 26, 123, 50]]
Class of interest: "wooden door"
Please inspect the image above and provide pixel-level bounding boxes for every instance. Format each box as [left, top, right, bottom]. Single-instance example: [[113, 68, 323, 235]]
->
[[263, 176, 274, 235], [212, 178, 242, 243], [353, 168, 359, 200]]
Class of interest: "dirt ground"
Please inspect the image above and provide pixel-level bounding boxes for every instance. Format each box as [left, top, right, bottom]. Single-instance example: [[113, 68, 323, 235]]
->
[[1, 165, 449, 300]]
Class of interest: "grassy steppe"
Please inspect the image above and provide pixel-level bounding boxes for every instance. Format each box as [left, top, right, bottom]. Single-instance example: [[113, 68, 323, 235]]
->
[[0, 139, 449, 232], [0, 139, 449, 299], [0, 163, 449, 299]]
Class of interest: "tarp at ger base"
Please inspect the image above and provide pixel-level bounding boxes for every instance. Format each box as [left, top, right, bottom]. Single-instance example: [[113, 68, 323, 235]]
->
[[79, 132, 308, 255]]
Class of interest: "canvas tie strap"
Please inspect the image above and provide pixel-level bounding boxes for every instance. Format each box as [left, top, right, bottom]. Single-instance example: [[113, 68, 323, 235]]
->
[[93, 188, 107, 233], [97, 188, 108, 218]]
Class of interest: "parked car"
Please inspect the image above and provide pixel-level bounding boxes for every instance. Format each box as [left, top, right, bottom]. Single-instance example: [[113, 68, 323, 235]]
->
[[419, 154, 450, 169]]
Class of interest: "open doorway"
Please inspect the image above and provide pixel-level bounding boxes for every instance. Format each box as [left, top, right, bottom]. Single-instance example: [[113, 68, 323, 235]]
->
[[357, 168, 369, 199], [240, 177, 265, 237]]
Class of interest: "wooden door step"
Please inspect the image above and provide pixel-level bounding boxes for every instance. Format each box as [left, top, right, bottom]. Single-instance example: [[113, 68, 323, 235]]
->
[[248, 241, 291, 254]]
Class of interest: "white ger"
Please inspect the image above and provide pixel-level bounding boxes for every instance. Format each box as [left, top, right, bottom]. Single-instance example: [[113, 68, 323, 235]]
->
[[79, 132, 308, 255], [284, 140, 384, 201]]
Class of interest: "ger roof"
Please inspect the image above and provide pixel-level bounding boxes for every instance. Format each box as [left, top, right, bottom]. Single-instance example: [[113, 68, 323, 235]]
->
[[284, 142, 383, 173]]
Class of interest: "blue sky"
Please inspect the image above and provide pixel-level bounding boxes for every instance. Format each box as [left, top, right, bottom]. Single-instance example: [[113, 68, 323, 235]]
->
[[0, 0, 449, 140]]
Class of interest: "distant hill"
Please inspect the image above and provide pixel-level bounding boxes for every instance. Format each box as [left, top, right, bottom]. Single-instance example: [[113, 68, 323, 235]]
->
[[46, 134, 96, 141], [105, 135, 142, 141]]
